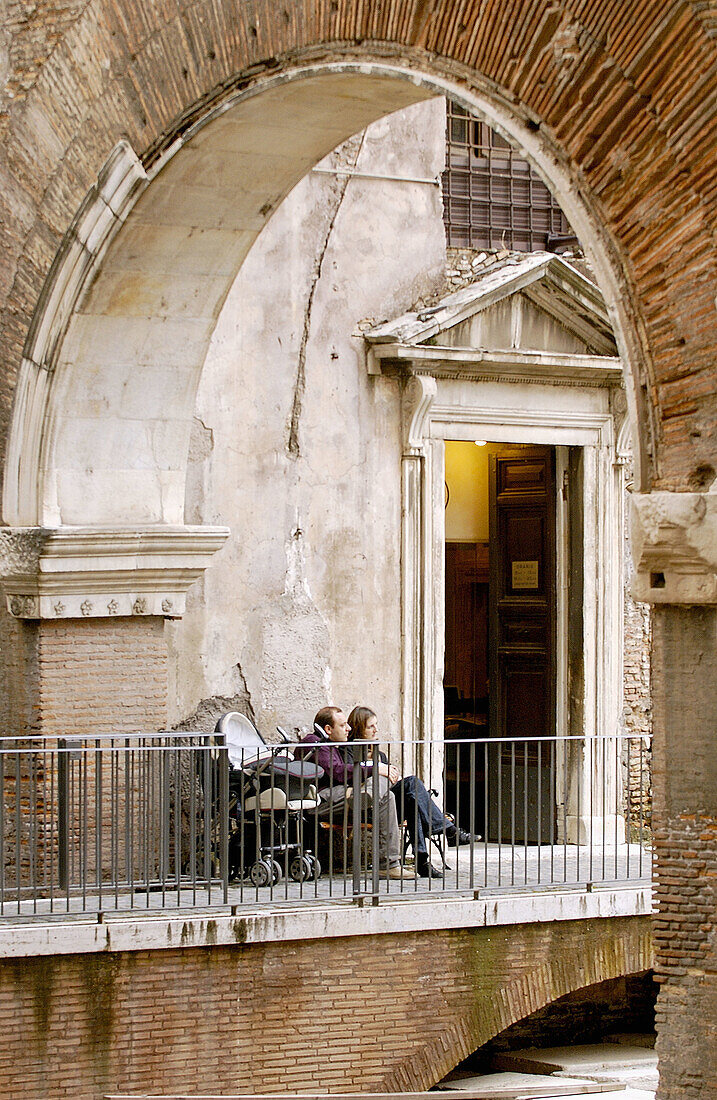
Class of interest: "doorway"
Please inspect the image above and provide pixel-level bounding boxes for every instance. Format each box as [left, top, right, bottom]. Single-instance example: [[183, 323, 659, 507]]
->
[[444, 440, 557, 841]]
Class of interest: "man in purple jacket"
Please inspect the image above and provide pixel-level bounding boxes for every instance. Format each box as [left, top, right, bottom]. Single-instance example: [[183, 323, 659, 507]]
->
[[296, 706, 413, 879]]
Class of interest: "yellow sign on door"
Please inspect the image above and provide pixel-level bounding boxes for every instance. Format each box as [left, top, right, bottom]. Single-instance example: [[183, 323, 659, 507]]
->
[[512, 560, 539, 589]]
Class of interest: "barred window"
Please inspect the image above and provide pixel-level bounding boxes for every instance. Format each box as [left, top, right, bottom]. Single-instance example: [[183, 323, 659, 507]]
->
[[442, 102, 576, 252]]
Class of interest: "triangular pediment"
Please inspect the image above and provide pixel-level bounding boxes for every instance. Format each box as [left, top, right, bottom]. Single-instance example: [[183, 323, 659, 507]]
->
[[367, 253, 617, 357]]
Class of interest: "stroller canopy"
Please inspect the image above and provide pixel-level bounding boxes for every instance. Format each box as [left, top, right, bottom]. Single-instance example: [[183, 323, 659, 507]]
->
[[216, 712, 323, 781]]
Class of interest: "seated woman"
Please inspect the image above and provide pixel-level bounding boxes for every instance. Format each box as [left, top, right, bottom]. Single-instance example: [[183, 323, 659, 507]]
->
[[346, 705, 479, 879]]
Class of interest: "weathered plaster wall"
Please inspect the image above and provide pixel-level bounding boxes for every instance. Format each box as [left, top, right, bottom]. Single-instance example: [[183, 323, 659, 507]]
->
[[168, 100, 446, 733]]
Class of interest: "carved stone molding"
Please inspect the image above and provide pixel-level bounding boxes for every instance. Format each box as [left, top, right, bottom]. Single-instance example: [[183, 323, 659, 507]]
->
[[0, 525, 229, 619], [3, 142, 147, 527], [401, 373, 437, 456], [631, 492, 717, 604]]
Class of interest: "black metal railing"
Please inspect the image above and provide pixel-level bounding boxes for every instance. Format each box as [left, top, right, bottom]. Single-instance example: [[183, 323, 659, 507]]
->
[[0, 734, 228, 916], [0, 733, 651, 916]]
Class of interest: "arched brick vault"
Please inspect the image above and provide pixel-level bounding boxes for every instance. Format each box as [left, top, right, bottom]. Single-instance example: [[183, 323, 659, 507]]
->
[[2, 1, 717, 517]]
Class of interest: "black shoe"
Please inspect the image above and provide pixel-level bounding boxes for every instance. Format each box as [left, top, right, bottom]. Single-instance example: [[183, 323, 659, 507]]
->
[[446, 827, 481, 847], [417, 857, 444, 878]]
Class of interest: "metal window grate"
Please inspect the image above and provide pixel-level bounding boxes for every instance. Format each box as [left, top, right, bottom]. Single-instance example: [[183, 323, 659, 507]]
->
[[442, 102, 575, 251]]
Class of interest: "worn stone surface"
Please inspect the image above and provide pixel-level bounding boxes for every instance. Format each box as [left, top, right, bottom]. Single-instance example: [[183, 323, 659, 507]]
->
[[622, 461, 652, 835], [631, 491, 717, 604]]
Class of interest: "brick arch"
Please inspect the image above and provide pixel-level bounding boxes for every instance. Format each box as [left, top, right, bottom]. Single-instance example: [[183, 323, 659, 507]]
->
[[381, 917, 654, 1092], [0, 917, 654, 1098], [2, 1, 717, 517]]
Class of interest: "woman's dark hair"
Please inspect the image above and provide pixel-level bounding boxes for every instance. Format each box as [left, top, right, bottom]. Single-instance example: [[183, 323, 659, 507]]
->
[[347, 705, 376, 741]]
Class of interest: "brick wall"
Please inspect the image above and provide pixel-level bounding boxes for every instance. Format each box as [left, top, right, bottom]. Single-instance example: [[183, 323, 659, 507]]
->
[[1, 617, 169, 891], [0, 615, 168, 739], [651, 607, 717, 1100], [34, 618, 168, 737], [0, 916, 651, 1099]]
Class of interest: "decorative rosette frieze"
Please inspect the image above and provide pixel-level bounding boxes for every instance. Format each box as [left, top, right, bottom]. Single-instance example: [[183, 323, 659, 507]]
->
[[0, 525, 229, 620]]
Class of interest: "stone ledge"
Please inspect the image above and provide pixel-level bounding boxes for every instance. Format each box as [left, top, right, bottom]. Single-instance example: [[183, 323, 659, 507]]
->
[[0, 885, 652, 958], [631, 491, 717, 604], [0, 524, 229, 619]]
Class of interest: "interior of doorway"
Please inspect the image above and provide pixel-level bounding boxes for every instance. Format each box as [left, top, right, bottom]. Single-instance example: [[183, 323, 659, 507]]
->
[[443, 439, 557, 840], [444, 439, 491, 738]]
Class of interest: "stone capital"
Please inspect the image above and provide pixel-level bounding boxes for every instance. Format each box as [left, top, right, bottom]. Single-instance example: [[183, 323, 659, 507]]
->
[[631, 491, 717, 604], [0, 525, 229, 619]]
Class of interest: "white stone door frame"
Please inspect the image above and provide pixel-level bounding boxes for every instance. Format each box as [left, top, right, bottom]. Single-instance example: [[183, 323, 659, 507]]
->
[[399, 366, 626, 842]]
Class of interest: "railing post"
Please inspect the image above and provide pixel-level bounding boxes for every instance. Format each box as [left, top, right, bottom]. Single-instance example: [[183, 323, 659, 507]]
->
[[160, 745, 171, 886], [218, 736, 229, 903], [58, 738, 70, 892], [352, 745, 364, 898]]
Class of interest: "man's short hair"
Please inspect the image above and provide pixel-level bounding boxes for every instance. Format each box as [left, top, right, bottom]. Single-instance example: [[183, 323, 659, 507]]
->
[[314, 705, 342, 734]]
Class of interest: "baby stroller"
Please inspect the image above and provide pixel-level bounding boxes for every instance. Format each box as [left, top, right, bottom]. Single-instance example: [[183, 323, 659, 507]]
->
[[215, 712, 323, 887]]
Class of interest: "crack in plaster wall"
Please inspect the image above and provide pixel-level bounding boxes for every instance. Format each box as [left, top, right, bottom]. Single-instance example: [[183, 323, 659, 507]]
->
[[287, 130, 366, 458]]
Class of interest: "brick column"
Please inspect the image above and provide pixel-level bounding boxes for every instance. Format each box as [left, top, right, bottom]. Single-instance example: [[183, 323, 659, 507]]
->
[[0, 526, 227, 893], [651, 607, 717, 1100], [0, 525, 228, 737], [0, 608, 168, 736], [631, 493, 717, 1100]]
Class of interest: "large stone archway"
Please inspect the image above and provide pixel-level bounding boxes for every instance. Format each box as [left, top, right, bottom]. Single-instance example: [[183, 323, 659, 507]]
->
[[2, 3, 717, 494], [1, 6, 716, 1099], [2, 59, 652, 530]]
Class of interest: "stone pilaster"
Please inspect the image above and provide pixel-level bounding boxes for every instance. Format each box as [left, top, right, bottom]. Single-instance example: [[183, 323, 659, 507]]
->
[[0, 524, 228, 735]]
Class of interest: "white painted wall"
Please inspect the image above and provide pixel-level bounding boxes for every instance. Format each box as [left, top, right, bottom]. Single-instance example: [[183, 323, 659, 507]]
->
[[168, 99, 447, 735]]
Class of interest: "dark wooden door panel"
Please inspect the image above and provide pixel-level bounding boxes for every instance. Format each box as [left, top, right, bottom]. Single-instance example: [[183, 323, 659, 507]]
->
[[444, 542, 489, 714], [502, 664, 549, 741], [489, 445, 555, 741], [488, 445, 556, 842]]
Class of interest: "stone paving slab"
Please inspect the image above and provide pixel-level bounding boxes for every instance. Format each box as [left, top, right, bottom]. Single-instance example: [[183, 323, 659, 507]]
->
[[0, 842, 652, 919], [436, 1070, 615, 1094], [493, 1044, 658, 1097]]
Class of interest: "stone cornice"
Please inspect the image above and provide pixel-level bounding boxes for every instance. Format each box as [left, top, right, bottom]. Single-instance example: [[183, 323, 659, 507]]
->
[[368, 342, 623, 386], [0, 525, 229, 619], [631, 492, 717, 604]]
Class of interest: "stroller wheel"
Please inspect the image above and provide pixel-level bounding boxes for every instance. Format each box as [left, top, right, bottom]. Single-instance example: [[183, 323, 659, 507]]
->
[[289, 854, 314, 883], [306, 854, 322, 880], [249, 859, 273, 888], [271, 859, 283, 885]]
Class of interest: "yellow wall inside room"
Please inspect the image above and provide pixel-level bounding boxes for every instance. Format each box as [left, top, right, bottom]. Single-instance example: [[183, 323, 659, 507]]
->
[[445, 441, 490, 542]]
